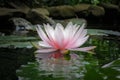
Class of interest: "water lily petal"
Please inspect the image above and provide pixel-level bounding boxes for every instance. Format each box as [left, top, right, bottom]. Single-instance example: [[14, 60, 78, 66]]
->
[[54, 23, 64, 49], [69, 46, 96, 52], [44, 23, 55, 41], [67, 23, 85, 48], [35, 48, 57, 53], [79, 29, 87, 38], [65, 22, 73, 29], [64, 22, 72, 37], [43, 23, 58, 48], [63, 22, 73, 46], [69, 29, 87, 48], [67, 35, 89, 49], [73, 35, 89, 48], [36, 25, 50, 45], [74, 23, 86, 39], [70, 24, 80, 39], [64, 24, 80, 48], [38, 41, 52, 48]]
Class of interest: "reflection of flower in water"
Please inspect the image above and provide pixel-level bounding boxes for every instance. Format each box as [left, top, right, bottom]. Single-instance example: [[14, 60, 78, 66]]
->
[[35, 51, 85, 79], [36, 22, 96, 54], [35, 22, 96, 79]]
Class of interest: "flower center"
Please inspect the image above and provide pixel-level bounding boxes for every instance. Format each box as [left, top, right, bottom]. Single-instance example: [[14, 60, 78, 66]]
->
[[60, 50, 70, 54]]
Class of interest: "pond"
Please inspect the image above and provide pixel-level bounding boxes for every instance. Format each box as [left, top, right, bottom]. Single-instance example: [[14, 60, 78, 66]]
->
[[0, 29, 120, 80]]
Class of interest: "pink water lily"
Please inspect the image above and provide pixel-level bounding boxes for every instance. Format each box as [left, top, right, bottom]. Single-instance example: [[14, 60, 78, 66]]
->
[[36, 22, 96, 54]]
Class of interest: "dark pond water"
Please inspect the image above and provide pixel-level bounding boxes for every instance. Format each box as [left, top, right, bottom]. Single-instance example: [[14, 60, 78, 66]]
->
[[0, 30, 120, 80]]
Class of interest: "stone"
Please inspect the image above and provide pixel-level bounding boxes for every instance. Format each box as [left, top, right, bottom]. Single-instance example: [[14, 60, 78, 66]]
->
[[73, 4, 90, 12], [26, 10, 55, 25], [55, 18, 87, 27], [100, 3, 119, 10], [31, 8, 49, 16], [47, 5, 75, 19], [88, 5, 105, 16]]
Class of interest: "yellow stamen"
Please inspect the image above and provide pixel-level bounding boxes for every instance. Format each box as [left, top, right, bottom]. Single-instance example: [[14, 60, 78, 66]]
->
[[61, 50, 70, 54]]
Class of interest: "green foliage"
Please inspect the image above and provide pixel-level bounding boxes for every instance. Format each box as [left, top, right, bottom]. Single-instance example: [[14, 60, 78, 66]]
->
[[0, 0, 44, 8], [90, 36, 120, 65], [0, 0, 113, 7], [42, 0, 112, 6], [101, 0, 112, 3], [91, 0, 100, 5]]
